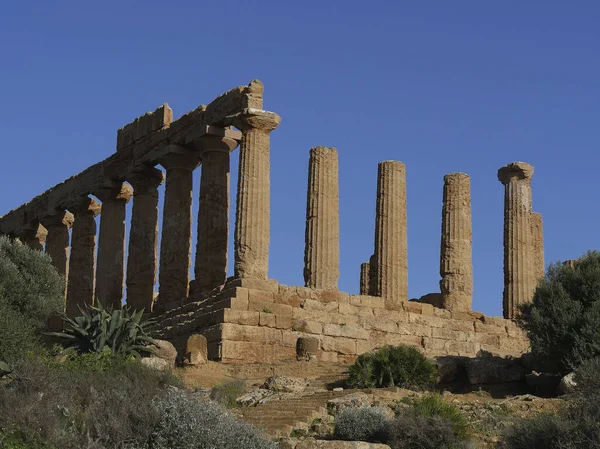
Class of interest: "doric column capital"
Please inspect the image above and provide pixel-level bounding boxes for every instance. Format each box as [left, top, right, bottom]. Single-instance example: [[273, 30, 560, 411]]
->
[[95, 182, 134, 204], [126, 168, 164, 192], [40, 211, 74, 229], [186, 125, 241, 154], [19, 223, 48, 246], [68, 197, 102, 217], [226, 108, 281, 133], [498, 162, 534, 185], [159, 152, 200, 171]]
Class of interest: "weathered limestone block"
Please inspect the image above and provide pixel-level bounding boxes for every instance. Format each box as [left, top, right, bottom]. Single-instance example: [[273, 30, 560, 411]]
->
[[158, 152, 200, 306], [126, 168, 164, 312], [531, 211, 545, 284], [18, 223, 47, 251], [373, 161, 408, 307], [498, 162, 535, 319], [40, 211, 74, 294], [185, 334, 208, 365], [190, 126, 241, 296], [440, 173, 473, 311], [95, 183, 133, 308], [66, 198, 101, 317], [117, 103, 173, 151], [230, 109, 281, 279], [304, 146, 340, 290], [360, 261, 370, 295]]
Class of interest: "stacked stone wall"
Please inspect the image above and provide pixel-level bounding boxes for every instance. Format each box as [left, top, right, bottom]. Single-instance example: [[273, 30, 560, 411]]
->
[[153, 284, 529, 364]]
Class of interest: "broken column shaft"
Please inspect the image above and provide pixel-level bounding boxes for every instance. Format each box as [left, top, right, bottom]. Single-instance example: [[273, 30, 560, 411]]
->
[[303, 146, 339, 290], [373, 160, 408, 307], [95, 183, 133, 309], [66, 198, 101, 317], [498, 161, 535, 319], [440, 173, 473, 311], [360, 261, 370, 295]]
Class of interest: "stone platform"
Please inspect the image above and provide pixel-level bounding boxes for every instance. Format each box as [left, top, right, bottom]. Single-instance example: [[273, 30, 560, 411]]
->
[[152, 281, 529, 364]]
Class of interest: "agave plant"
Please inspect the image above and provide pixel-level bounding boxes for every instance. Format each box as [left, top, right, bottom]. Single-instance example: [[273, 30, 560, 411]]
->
[[48, 303, 156, 358]]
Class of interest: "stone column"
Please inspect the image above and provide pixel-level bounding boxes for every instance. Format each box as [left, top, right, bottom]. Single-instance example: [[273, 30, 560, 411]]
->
[[231, 109, 281, 280], [40, 212, 74, 294], [19, 224, 47, 251], [66, 198, 101, 317], [498, 162, 535, 319], [373, 161, 408, 307], [126, 168, 164, 312], [95, 183, 133, 309], [189, 127, 240, 296], [440, 173, 473, 311], [531, 212, 545, 284], [157, 153, 200, 306], [360, 262, 370, 295], [303, 146, 340, 290]]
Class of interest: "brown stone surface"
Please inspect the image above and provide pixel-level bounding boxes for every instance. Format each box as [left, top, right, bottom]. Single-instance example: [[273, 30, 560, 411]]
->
[[157, 153, 200, 306], [18, 223, 47, 251], [191, 127, 240, 295], [231, 109, 281, 279], [95, 183, 133, 309], [116, 103, 172, 151], [125, 168, 163, 312], [296, 336, 321, 361], [40, 211, 74, 295], [185, 334, 208, 365], [359, 262, 370, 295], [498, 162, 535, 319], [440, 172, 473, 311], [373, 161, 408, 307], [66, 198, 101, 317], [304, 146, 340, 290], [531, 211, 545, 284]]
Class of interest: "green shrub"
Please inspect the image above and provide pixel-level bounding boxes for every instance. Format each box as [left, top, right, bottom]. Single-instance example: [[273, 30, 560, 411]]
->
[[385, 414, 468, 449], [502, 413, 571, 449], [519, 251, 600, 373], [142, 392, 276, 449], [334, 407, 389, 442], [210, 379, 246, 407], [49, 303, 156, 357], [347, 345, 436, 389], [0, 236, 63, 363], [410, 395, 471, 440], [573, 357, 600, 398]]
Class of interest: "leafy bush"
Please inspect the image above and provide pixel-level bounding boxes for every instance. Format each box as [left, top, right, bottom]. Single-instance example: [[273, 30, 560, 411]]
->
[[0, 352, 178, 449], [519, 251, 600, 373], [334, 407, 389, 442], [142, 392, 276, 449], [410, 394, 471, 440], [49, 303, 156, 357], [0, 236, 63, 363], [573, 357, 600, 398], [210, 379, 246, 407], [347, 345, 436, 389], [385, 414, 468, 449]]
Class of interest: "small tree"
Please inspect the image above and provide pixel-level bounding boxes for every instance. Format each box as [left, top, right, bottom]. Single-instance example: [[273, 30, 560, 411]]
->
[[519, 251, 600, 373], [0, 236, 63, 363]]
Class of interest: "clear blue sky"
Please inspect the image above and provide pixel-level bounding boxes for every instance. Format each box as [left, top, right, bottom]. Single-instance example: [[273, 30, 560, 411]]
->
[[1, 1, 598, 317]]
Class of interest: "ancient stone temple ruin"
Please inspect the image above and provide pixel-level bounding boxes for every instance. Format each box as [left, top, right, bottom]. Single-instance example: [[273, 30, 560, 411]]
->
[[0, 81, 544, 363]]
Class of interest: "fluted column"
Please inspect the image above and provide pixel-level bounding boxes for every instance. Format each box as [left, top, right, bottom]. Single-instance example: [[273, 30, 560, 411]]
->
[[498, 162, 535, 319], [189, 127, 240, 296], [373, 161, 408, 308], [40, 212, 74, 295], [66, 198, 101, 317], [440, 173, 473, 311], [360, 262, 370, 295], [531, 211, 545, 285], [158, 152, 200, 306], [304, 146, 339, 290], [231, 109, 281, 280], [95, 183, 133, 309], [126, 168, 164, 312], [19, 224, 47, 251]]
